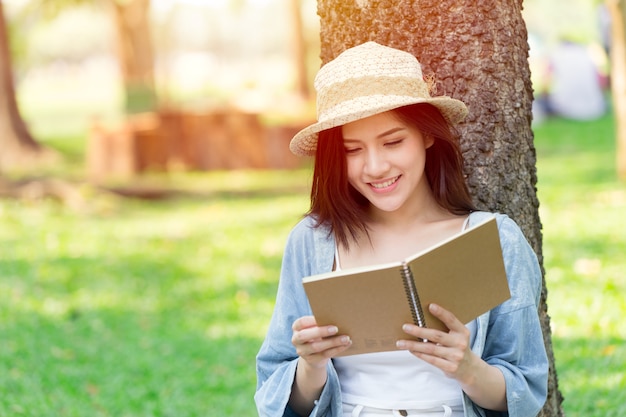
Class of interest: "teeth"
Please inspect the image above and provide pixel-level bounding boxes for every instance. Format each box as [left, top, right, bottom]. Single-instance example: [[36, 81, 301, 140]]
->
[[371, 176, 398, 189]]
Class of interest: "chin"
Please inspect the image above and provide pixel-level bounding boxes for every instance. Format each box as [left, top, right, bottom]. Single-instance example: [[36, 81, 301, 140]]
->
[[370, 202, 405, 213]]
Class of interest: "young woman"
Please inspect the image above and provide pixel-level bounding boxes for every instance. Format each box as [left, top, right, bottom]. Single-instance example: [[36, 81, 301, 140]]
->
[[255, 42, 548, 417]]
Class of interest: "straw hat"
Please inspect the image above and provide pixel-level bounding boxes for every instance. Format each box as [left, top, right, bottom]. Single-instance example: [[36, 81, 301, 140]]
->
[[289, 41, 468, 156]]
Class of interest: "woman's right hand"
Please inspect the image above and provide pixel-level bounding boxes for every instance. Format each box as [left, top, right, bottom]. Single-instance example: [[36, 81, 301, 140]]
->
[[288, 316, 351, 415], [291, 315, 352, 368]]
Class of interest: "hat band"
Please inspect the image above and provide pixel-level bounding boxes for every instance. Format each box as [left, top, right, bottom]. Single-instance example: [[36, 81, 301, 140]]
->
[[317, 76, 431, 119]]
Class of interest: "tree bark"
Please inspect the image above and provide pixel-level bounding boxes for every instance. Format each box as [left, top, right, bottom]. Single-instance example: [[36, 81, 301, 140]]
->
[[110, 0, 157, 114], [606, 0, 626, 181], [316, 0, 564, 415], [0, 1, 53, 172]]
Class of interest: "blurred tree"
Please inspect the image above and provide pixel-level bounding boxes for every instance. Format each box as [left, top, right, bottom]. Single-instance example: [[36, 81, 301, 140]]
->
[[110, 0, 157, 113], [288, 0, 311, 100], [316, 0, 564, 416], [0, 0, 54, 172], [606, 0, 626, 181], [35, 0, 157, 114]]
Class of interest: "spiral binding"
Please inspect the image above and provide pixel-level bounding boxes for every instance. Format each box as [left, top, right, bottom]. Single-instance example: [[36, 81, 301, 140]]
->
[[401, 262, 426, 329]]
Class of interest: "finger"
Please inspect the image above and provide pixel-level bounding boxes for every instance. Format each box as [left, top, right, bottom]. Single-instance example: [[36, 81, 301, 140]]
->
[[410, 345, 460, 373], [400, 323, 443, 344], [292, 315, 317, 331], [399, 323, 467, 352], [298, 341, 351, 369], [292, 316, 339, 338], [292, 326, 338, 346], [308, 335, 352, 354], [428, 303, 465, 332], [397, 337, 462, 371], [397, 329, 444, 351], [296, 334, 352, 358], [321, 337, 353, 357]]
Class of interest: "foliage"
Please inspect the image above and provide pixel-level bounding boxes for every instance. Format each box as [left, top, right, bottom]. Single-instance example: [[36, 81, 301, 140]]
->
[[0, 113, 624, 415], [522, 0, 605, 45]]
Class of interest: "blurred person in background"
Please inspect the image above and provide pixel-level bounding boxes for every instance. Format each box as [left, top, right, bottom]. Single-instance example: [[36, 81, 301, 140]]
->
[[545, 37, 607, 120]]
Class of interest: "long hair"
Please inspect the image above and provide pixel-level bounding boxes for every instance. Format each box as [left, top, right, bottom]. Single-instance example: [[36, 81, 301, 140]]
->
[[308, 103, 476, 249]]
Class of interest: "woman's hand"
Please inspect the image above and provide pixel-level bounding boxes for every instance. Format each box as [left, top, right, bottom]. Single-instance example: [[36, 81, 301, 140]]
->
[[288, 316, 352, 415], [396, 303, 507, 411], [397, 303, 475, 383], [291, 315, 352, 369]]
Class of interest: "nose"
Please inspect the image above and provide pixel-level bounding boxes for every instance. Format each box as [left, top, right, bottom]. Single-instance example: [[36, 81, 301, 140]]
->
[[363, 148, 390, 177]]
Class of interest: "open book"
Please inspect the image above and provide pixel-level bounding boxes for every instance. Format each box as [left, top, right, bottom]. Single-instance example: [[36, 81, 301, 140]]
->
[[302, 216, 510, 356]]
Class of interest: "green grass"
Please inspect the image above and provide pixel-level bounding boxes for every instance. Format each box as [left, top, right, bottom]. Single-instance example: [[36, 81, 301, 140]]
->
[[0, 177, 310, 416], [534, 114, 626, 416], [1, 103, 625, 415]]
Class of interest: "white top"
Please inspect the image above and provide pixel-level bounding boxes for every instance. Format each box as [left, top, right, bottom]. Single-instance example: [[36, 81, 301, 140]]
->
[[335, 349, 466, 409], [333, 216, 474, 413]]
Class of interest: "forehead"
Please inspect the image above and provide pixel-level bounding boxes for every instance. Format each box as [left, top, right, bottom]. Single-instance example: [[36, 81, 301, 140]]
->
[[341, 111, 406, 139]]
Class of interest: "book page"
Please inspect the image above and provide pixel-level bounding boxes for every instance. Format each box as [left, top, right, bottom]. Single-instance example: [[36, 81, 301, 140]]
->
[[303, 263, 418, 356], [407, 217, 510, 330]]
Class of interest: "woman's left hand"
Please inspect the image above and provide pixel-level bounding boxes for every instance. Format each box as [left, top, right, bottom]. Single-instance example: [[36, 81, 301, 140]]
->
[[398, 303, 508, 411], [396, 303, 478, 385]]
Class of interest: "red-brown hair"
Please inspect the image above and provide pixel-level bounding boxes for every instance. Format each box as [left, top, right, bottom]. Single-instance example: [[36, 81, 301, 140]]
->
[[308, 103, 476, 248]]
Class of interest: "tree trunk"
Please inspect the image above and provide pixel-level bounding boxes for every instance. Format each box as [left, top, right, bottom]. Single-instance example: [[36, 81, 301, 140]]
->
[[606, 0, 626, 181], [316, 0, 564, 415], [0, 1, 53, 172], [110, 0, 157, 114]]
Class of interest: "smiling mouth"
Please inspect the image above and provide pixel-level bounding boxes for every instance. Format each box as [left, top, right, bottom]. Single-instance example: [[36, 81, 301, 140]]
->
[[370, 176, 400, 189]]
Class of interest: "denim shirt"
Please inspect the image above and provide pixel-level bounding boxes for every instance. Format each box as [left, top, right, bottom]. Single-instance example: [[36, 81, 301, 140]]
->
[[255, 212, 548, 417]]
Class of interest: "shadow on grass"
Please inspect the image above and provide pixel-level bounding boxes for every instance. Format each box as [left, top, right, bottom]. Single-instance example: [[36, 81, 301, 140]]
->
[[1, 251, 274, 416], [103, 184, 310, 202], [0, 309, 261, 416]]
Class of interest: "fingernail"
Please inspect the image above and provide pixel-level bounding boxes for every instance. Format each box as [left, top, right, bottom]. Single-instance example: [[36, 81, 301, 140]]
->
[[429, 303, 438, 313], [396, 340, 406, 348], [328, 326, 338, 335], [341, 336, 351, 344], [402, 324, 411, 331]]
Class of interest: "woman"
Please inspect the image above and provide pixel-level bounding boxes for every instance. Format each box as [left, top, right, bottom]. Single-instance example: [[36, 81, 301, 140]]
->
[[255, 42, 548, 417]]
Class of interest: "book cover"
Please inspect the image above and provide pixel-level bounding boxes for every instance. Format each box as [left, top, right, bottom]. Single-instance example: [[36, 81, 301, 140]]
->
[[302, 216, 510, 356]]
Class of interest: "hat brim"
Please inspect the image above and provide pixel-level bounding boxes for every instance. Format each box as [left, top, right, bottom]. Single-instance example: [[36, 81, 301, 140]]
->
[[289, 95, 468, 157]]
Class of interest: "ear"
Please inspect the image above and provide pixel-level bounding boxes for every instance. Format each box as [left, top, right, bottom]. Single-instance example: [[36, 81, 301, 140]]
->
[[424, 134, 435, 149]]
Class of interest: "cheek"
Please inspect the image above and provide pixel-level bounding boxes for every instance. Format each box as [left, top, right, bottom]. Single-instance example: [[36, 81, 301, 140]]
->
[[345, 158, 363, 186], [394, 146, 427, 175], [406, 140, 429, 162]]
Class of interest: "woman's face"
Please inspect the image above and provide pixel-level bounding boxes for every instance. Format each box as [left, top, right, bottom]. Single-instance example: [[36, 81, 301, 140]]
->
[[341, 110, 433, 215]]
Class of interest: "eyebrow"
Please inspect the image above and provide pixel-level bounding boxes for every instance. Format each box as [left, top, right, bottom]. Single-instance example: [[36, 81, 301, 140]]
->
[[343, 126, 407, 143], [377, 127, 406, 138]]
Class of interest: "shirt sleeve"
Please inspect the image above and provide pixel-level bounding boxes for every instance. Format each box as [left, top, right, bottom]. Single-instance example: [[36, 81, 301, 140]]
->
[[255, 220, 342, 417], [481, 215, 549, 417]]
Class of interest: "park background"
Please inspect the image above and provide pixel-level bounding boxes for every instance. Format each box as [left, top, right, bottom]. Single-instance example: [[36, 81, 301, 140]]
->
[[1, 0, 624, 416]]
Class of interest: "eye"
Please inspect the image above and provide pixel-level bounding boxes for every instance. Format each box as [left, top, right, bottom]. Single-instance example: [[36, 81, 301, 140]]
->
[[384, 139, 404, 147], [344, 147, 361, 154]]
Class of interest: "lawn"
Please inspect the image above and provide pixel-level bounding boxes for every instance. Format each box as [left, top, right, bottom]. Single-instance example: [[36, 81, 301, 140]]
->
[[1, 109, 624, 416], [534, 114, 626, 416], [0, 170, 310, 416]]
